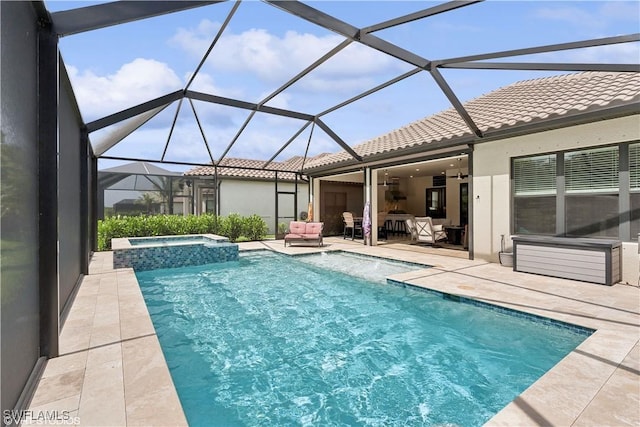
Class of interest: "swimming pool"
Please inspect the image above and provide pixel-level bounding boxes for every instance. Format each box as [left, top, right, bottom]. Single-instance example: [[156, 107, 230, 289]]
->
[[137, 251, 591, 426]]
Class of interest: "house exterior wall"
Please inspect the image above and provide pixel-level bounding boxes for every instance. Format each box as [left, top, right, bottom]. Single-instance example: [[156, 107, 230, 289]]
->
[[219, 179, 309, 234], [473, 114, 640, 284]]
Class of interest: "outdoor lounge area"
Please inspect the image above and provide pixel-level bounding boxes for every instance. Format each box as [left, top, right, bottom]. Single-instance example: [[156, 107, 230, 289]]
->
[[283, 221, 324, 247], [2, 0, 639, 425]]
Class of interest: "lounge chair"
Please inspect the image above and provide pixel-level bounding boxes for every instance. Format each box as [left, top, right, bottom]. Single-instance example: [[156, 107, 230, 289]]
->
[[414, 217, 447, 246], [284, 221, 324, 247]]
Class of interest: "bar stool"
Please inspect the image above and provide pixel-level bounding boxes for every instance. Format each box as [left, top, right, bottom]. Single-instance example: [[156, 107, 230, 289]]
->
[[394, 219, 407, 235], [385, 219, 394, 235]]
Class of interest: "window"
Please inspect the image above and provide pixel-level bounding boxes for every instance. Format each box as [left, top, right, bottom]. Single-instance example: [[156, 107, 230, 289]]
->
[[512, 143, 638, 241], [565, 146, 619, 194], [514, 197, 557, 234], [460, 183, 469, 226], [565, 147, 619, 238], [426, 188, 446, 218], [514, 154, 557, 196], [199, 187, 216, 214], [513, 155, 556, 234], [565, 194, 619, 237], [631, 143, 640, 240]]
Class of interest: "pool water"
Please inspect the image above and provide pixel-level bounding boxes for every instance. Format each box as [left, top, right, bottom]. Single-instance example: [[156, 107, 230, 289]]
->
[[295, 251, 427, 283], [137, 251, 589, 427], [128, 235, 219, 246]]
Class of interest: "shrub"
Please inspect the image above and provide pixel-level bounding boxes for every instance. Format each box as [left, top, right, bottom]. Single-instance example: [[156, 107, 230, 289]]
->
[[200, 213, 221, 234], [97, 213, 268, 250], [243, 214, 268, 241], [221, 213, 243, 243], [278, 222, 287, 234]]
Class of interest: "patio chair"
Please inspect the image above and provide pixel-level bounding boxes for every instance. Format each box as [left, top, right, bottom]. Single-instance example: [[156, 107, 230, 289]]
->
[[342, 212, 362, 240], [377, 211, 388, 240], [405, 217, 418, 241], [414, 217, 447, 246]]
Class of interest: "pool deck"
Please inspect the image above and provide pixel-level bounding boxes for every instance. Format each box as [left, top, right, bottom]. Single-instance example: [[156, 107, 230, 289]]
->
[[27, 237, 639, 426]]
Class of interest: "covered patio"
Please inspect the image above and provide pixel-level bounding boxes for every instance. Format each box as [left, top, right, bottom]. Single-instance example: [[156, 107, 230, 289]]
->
[[313, 154, 470, 251]]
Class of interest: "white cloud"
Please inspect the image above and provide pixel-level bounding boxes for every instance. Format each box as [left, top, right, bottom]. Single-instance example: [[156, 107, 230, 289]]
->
[[163, 125, 220, 162], [530, 2, 639, 64], [185, 71, 220, 95], [525, 42, 640, 65], [534, 6, 605, 30], [299, 75, 377, 94], [600, 1, 640, 23], [566, 42, 640, 64], [67, 58, 182, 121], [169, 19, 222, 58], [260, 91, 291, 109], [534, 2, 639, 31], [170, 21, 399, 91]]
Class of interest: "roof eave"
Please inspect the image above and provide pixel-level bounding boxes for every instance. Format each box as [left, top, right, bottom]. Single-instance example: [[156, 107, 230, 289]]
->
[[184, 173, 308, 183], [304, 102, 640, 176], [473, 102, 640, 144], [303, 137, 475, 176]]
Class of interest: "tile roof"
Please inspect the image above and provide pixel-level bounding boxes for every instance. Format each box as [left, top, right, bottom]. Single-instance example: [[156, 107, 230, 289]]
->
[[184, 155, 310, 180], [304, 71, 640, 170]]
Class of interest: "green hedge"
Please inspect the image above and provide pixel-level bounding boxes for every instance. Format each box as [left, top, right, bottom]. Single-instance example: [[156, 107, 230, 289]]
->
[[97, 213, 268, 251]]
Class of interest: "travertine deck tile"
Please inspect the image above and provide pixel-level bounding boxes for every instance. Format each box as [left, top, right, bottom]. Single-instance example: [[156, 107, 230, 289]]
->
[[573, 342, 640, 426], [122, 335, 188, 426], [27, 257, 187, 427], [29, 368, 85, 408]]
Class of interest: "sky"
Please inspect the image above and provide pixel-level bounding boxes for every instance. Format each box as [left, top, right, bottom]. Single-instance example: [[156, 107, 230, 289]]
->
[[44, 1, 640, 172]]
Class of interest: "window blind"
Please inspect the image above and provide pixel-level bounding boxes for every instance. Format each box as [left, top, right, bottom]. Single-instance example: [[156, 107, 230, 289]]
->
[[565, 146, 618, 193], [514, 155, 556, 196], [630, 143, 640, 191]]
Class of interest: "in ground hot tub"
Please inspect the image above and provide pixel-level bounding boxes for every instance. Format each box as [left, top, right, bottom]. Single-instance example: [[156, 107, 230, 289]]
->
[[112, 234, 238, 271]]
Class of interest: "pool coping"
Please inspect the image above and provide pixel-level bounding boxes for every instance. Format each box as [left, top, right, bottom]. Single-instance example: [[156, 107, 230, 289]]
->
[[26, 237, 640, 426], [111, 233, 228, 249]]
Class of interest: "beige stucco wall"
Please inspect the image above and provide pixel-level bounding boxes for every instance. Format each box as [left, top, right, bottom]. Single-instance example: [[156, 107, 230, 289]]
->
[[404, 176, 430, 215], [473, 114, 640, 284], [219, 180, 309, 234]]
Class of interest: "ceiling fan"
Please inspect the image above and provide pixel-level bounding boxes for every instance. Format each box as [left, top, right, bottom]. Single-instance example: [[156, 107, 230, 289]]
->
[[378, 171, 400, 186], [447, 158, 469, 180]]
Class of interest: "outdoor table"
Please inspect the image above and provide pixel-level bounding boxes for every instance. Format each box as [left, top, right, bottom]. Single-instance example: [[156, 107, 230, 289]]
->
[[444, 225, 464, 245]]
